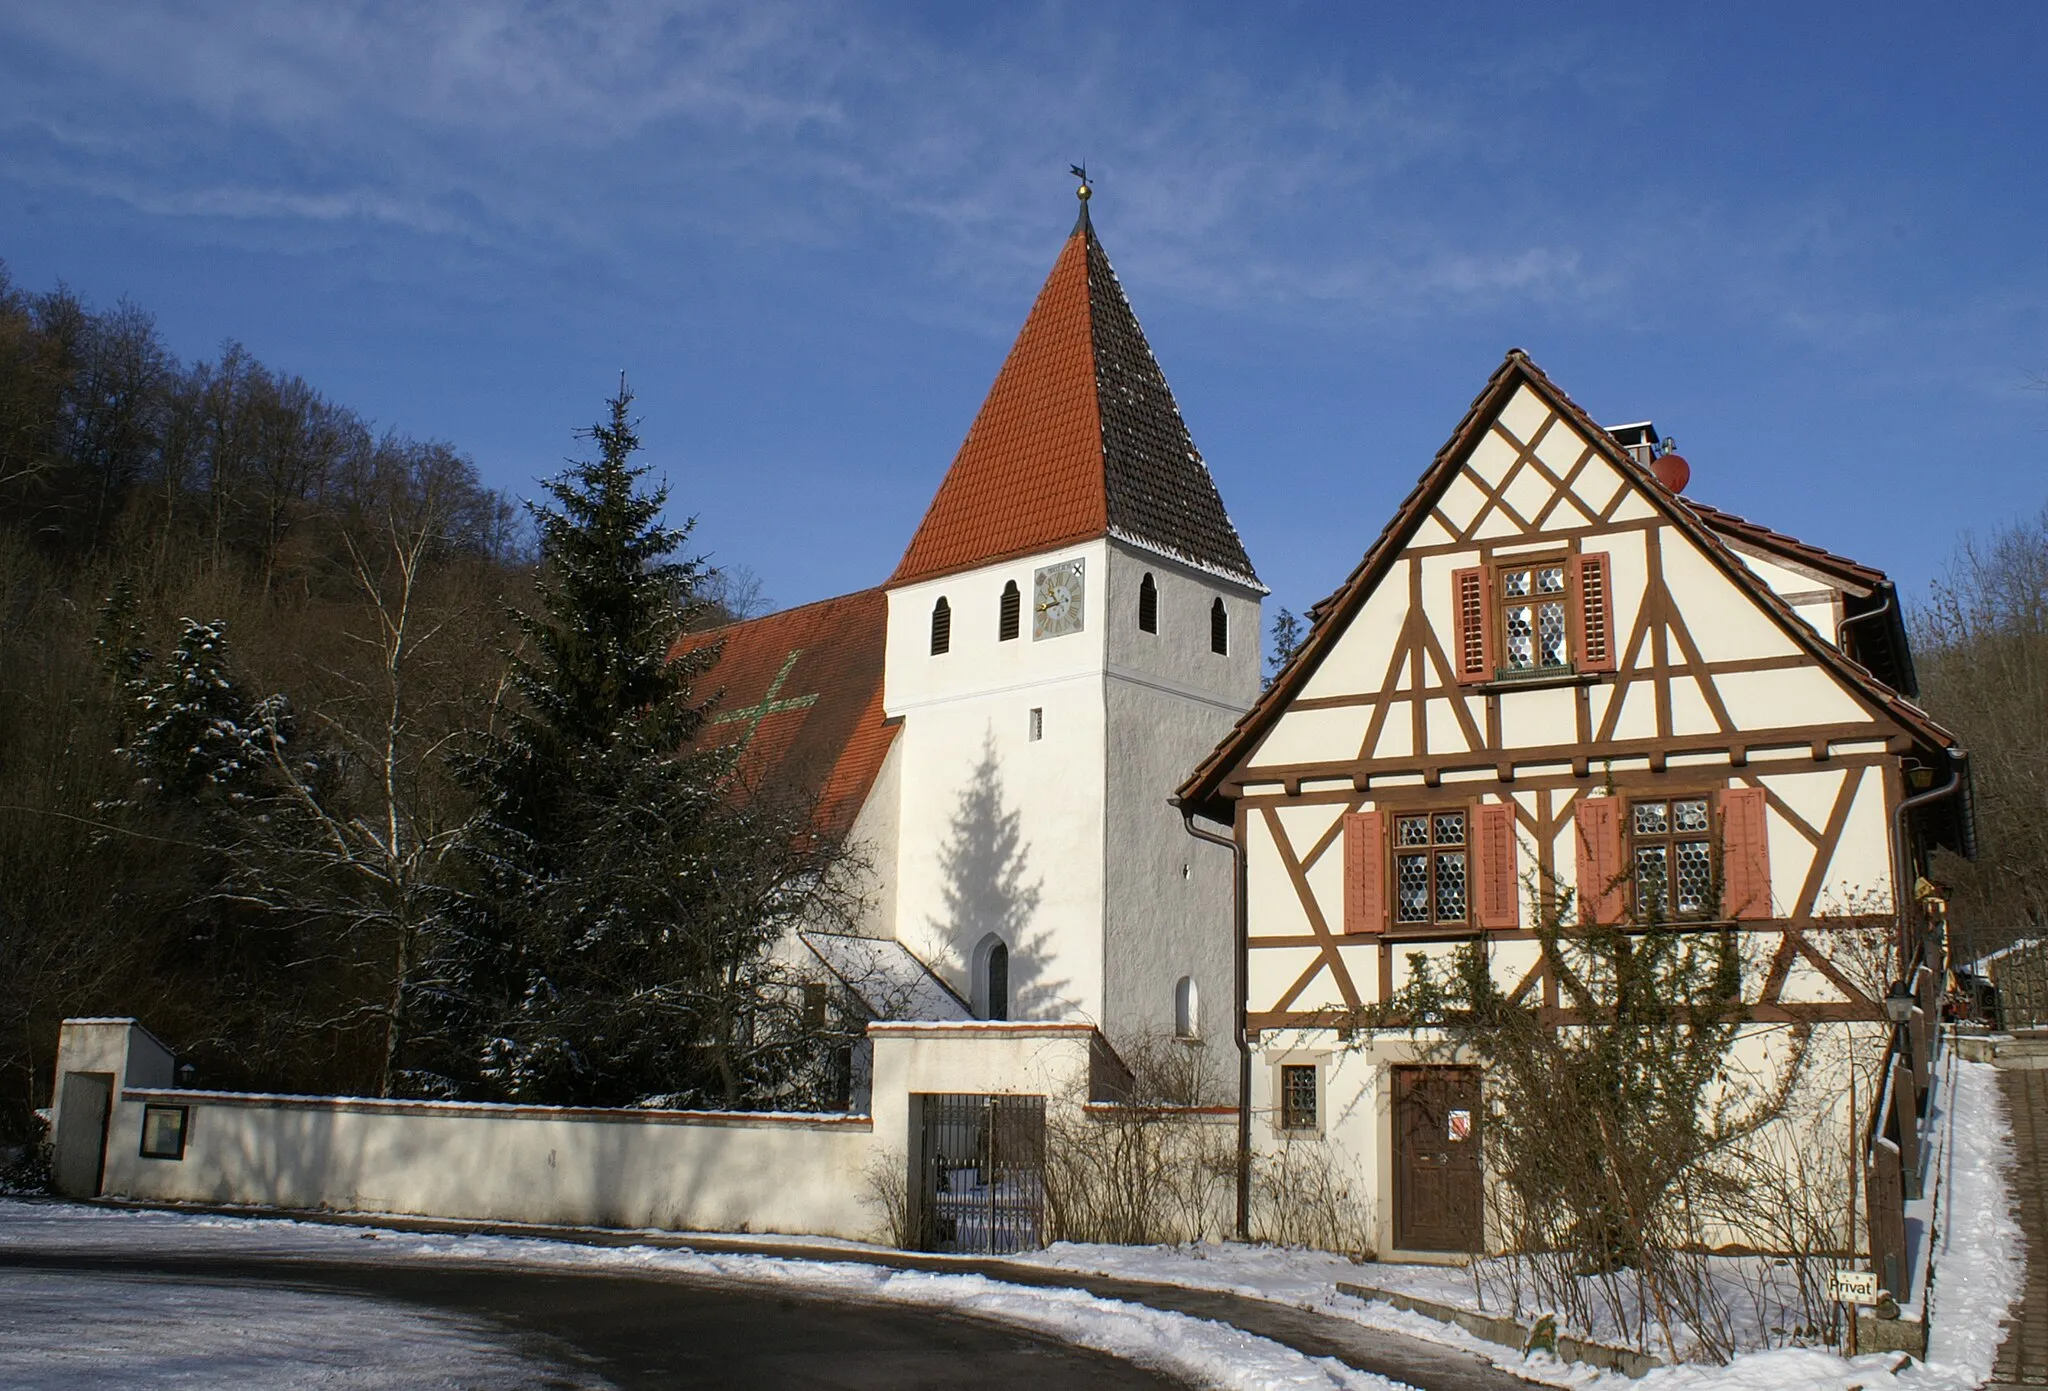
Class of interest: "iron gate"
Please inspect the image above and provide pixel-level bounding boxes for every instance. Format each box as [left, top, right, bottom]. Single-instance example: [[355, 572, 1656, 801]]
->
[[913, 1093, 1046, 1254]]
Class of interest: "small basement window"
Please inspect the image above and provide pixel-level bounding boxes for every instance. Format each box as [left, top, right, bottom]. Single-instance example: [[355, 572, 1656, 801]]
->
[[1279, 1065, 1318, 1132]]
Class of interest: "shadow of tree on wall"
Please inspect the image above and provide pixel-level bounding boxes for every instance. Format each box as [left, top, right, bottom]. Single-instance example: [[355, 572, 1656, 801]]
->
[[929, 734, 1069, 1019]]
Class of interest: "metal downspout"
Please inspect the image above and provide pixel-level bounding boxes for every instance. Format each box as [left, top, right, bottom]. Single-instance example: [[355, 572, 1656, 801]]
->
[[1836, 587, 1894, 656], [1179, 801, 1252, 1243], [1891, 753, 1962, 966]]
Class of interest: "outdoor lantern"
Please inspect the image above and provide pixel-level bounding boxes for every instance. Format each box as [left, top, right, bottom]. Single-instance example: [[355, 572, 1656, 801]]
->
[[1883, 981, 1916, 1025]]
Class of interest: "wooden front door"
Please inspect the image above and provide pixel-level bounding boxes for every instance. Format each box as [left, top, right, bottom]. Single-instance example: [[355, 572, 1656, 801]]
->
[[1393, 1066, 1482, 1252]]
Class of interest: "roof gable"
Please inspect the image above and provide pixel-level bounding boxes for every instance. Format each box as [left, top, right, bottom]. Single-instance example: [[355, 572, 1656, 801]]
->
[[890, 213, 1257, 589], [1179, 350, 1963, 819]]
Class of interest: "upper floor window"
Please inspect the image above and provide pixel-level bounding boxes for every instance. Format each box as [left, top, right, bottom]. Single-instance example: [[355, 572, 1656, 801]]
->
[[1394, 811, 1468, 927], [1574, 787, 1770, 925], [930, 596, 951, 655], [1630, 797, 1714, 920], [1139, 573, 1158, 633], [1452, 552, 1613, 683], [1174, 975, 1199, 1038], [999, 580, 1021, 642], [1342, 803, 1520, 935], [1500, 561, 1569, 672], [1210, 598, 1228, 654]]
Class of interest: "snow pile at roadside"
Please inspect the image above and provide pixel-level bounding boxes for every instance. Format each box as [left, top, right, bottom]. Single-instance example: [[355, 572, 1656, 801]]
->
[[0, 1201, 1397, 1391]]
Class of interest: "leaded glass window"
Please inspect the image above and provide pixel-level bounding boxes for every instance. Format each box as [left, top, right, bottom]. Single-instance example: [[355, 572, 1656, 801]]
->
[[1497, 561, 1570, 674], [1393, 811, 1468, 926], [1630, 797, 1714, 919], [1280, 1064, 1319, 1131]]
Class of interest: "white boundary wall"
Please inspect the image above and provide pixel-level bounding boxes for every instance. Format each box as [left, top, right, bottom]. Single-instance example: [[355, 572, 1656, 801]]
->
[[52, 1018, 1109, 1242]]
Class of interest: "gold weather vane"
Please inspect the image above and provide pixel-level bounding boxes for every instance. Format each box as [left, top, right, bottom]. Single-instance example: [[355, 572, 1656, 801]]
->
[[1070, 162, 1091, 202]]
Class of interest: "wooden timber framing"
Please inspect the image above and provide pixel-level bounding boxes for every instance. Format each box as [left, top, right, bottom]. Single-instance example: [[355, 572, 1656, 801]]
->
[[1182, 348, 1975, 1044]]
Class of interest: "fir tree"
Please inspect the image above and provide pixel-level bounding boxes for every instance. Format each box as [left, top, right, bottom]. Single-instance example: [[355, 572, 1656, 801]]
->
[[126, 617, 279, 803], [450, 381, 854, 1108], [1264, 607, 1305, 690]]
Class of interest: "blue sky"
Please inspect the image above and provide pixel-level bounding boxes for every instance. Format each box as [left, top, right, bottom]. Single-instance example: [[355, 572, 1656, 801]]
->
[[2, 2, 2041, 630]]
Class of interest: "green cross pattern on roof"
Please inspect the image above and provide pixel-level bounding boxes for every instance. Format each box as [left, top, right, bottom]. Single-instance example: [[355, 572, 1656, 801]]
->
[[708, 649, 819, 746]]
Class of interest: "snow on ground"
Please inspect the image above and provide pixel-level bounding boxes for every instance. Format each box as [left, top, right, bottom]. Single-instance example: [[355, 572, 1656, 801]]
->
[[1919, 1056, 2025, 1385], [0, 1201, 1396, 1391], [0, 1264, 605, 1390]]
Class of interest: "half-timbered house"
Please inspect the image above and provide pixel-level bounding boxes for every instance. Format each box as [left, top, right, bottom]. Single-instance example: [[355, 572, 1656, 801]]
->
[[1175, 350, 1973, 1259]]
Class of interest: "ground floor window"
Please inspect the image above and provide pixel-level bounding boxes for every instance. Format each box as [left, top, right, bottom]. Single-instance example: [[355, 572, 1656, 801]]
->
[[1279, 1064, 1318, 1131]]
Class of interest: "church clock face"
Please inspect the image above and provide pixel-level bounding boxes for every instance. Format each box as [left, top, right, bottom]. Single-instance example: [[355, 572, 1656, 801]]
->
[[1032, 559, 1085, 640]]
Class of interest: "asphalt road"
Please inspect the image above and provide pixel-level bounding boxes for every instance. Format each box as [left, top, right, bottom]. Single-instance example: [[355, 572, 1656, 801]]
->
[[0, 1250, 1188, 1390]]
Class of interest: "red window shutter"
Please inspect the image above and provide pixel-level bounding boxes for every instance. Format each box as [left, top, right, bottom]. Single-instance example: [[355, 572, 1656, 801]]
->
[[1344, 811, 1386, 935], [1452, 567, 1490, 683], [1574, 796, 1625, 925], [1473, 802, 1520, 929], [1572, 552, 1616, 673], [1720, 786, 1772, 920]]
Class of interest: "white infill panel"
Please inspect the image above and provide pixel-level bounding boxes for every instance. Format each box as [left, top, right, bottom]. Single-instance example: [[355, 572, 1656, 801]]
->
[[1251, 706, 1371, 770], [1249, 947, 1324, 1009], [1299, 575, 1410, 701], [1498, 385, 1551, 444], [1661, 541, 1805, 664], [1436, 471, 1488, 535], [1570, 456, 1628, 521], [1501, 461, 1553, 526], [1534, 416, 1590, 477], [1717, 668, 1867, 731], [1464, 427, 1520, 486]]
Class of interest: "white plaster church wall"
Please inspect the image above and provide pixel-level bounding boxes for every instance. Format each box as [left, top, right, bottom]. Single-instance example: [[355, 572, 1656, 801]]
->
[[1101, 541, 1261, 1049], [841, 730, 905, 941], [884, 542, 1114, 1021]]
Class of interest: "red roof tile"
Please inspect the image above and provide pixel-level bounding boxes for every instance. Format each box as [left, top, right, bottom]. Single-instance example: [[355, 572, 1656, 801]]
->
[[671, 588, 895, 839], [890, 215, 1256, 588]]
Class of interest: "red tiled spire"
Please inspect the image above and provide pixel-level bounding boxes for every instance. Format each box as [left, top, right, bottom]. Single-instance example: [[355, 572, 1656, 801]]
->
[[889, 215, 1257, 589]]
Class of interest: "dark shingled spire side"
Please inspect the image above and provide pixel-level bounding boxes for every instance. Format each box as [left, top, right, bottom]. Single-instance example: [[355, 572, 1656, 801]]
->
[[1083, 224, 1257, 586]]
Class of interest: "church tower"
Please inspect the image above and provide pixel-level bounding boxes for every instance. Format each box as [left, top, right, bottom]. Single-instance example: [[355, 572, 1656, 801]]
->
[[881, 188, 1264, 1039]]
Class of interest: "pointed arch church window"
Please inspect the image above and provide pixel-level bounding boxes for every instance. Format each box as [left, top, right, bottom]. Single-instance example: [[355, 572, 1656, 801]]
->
[[930, 597, 951, 654], [1139, 573, 1158, 633], [1210, 598, 1229, 655], [999, 581, 1021, 641]]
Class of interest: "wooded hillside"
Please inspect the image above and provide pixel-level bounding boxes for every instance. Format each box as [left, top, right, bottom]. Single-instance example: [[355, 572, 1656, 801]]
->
[[0, 264, 844, 1145]]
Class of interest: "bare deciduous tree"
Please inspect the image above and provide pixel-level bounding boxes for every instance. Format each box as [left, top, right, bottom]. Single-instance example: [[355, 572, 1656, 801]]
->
[[1912, 503, 2048, 952]]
